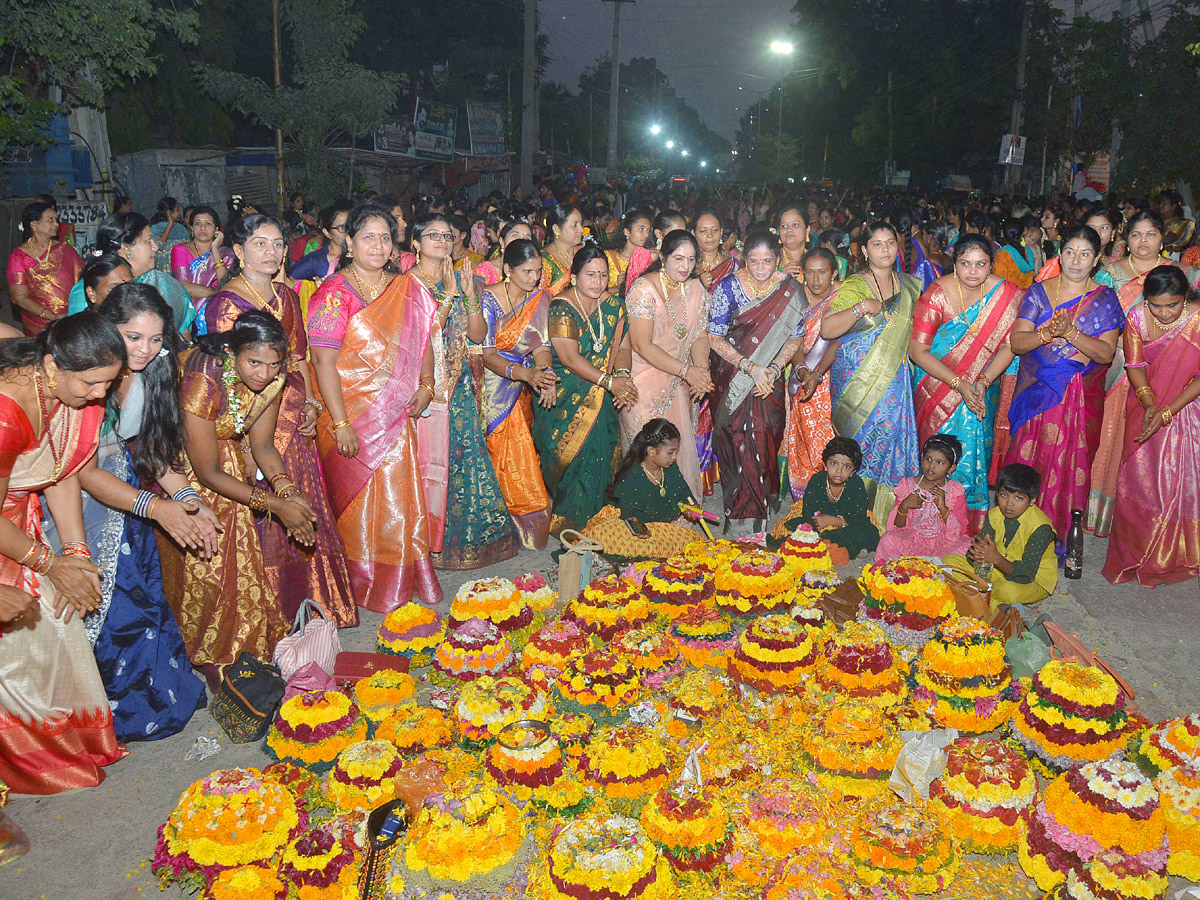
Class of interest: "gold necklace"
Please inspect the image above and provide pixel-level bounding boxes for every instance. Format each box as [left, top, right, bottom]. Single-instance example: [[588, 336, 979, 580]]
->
[[825, 479, 844, 502], [32, 368, 67, 480], [568, 292, 607, 354], [697, 251, 724, 273], [238, 275, 280, 314], [954, 276, 986, 335], [659, 273, 690, 343], [1150, 304, 1187, 331], [349, 264, 385, 302], [548, 243, 575, 273], [744, 271, 775, 299], [660, 271, 684, 291], [642, 463, 667, 497]]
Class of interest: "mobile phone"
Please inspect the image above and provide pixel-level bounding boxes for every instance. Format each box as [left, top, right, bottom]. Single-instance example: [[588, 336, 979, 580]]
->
[[379, 809, 405, 840], [625, 517, 650, 538]]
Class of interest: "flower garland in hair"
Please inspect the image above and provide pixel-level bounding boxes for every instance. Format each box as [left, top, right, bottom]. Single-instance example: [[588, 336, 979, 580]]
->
[[221, 352, 246, 435]]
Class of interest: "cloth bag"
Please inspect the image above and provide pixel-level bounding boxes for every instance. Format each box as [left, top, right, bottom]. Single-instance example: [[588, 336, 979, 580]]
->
[[283, 660, 337, 702], [210, 653, 286, 743], [273, 597, 342, 681], [945, 570, 991, 621], [558, 530, 603, 602]]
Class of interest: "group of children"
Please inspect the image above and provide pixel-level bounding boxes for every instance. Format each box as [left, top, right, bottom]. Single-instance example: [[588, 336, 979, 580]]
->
[[601, 417, 1059, 609]]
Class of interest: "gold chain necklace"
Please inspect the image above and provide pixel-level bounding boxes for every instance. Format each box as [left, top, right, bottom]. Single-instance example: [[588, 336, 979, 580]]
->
[[568, 293, 607, 354], [238, 275, 280, 314], [32, 368, 67, 480], [642, 463, 667, 497], [744, 271, 775, 300], [349, 265, 385, 302], [954, 275, 986, 335], [659, 273, 690, 343]]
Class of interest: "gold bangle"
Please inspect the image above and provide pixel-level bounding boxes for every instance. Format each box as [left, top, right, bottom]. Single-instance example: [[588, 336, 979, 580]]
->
[[1161, 406, 1174, 426], [248, 487, 271, 513], [278, 485, 302, 500], [949, 375, 961, 392], [147, 496, 160, 521], [269, 472, 293, 490], [1134, 385, 1155, 400], [332, 419, 352, 432], [419, 376, 436, 390]]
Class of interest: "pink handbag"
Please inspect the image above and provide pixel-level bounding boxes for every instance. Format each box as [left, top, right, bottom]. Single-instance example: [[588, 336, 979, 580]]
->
[[283, 661, 336, 702], [273, 598, 342, 681]]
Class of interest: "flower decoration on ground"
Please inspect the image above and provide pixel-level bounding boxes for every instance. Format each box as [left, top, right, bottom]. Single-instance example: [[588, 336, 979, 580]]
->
[[928, 737, 1036, 854], [206, 864, 287, 900], [546, 815, 674, 899], [264, 691, 368, 771], [1019, 757, 1165, 891], [564, 575, 653, 640], [670, 604, 737, 670], [1157, 764, 1200, 881], [741, 777, 828, 858], [682, 538, 746, 573], [794, 567, 843, 606], [454, 675, 549, 744], [642, 557, 714, 618], [811, 620, 907, 707], [376, 604, 445, 665], [665, 668, 732, 720], [730, 613, 820, 694], [352, 670, 416, 722], [713, 549, 795, 616], [487, 720, 563, 788], [778, 525, 833, 575], [799, 700, 903, 798], [374, 703, 455, 755], [1065, 846, 1169, 900], [433, 618, 514, 680], [640, 782, 733, 872], [789, 603, 835, 645], [521, 618, 591, 684], [532, 772, 593, 820], [848, 796, 961, 895], [402, 780, 526, 886], [858, 556, 956, 645], [613, 626, 682, 688], [279, 822, 357, 898], [1012, 659, 1130, 770], [449, 575, 532, 631], [556, 649, 641, 720], [1132, 713, 1200, 775], [514, 572, 557, 611], [579, 724, 671, 801], [326, 740, 405, 811], [912, 617, 1020, 733]]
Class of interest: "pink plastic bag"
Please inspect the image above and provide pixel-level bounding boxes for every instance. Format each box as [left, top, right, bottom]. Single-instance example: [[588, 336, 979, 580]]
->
[[273, 597, 342, 681], [283, 661, 336, 702]]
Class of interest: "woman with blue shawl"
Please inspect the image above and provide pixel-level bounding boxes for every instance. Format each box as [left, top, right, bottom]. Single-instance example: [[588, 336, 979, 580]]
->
[[1005, 225, 1124, 542], [822, 220, 922, 518]]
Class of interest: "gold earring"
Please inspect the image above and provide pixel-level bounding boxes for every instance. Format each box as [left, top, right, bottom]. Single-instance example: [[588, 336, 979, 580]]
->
[[571, 278, 577, 286], [46, 369, 57, 390], [415, 248, 422, 263]]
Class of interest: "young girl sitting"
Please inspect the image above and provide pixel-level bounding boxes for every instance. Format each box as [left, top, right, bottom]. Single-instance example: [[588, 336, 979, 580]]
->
[[582, 418, 703, 561], [875, 434, 972, 562], [770, 436, 880, 562]]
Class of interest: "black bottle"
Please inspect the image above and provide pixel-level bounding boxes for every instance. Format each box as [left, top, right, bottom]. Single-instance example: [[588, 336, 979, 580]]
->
[[1065, 509, 1084, 580]]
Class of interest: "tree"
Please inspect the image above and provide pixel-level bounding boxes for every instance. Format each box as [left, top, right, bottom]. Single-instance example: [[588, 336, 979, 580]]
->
[[193, 0, 403, 203], [0, 0, 198, 150]]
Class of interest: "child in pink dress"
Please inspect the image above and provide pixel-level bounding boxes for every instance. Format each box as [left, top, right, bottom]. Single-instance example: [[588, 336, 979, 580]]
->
[[875, 434, 972, 562]]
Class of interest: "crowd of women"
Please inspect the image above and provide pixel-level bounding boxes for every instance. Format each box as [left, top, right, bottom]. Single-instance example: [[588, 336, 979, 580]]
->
[[2, 180, 1199, 800]]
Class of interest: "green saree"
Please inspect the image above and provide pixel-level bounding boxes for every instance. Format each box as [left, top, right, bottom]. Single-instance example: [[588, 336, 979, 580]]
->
[[532, 293, 625, 535]]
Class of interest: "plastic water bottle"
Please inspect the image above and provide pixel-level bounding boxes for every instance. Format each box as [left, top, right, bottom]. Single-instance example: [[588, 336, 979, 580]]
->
[[1065, 509, 1084, 580]]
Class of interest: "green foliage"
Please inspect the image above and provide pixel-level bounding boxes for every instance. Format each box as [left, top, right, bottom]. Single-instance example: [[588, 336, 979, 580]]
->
[[0, 0, 199, 149], [738, 134, 801, 185]]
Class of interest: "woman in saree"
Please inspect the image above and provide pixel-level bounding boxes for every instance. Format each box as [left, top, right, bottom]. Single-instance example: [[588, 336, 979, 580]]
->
[[480, 239, 555, 550], [474, 220, 532, 294], [785, 248, 841, 498], [68, 214, 196, 340], [167, 313, 317, 685], [909, 234, 1022, 531], [170, 206, 235, 318], [70, 284, 211, 740], [1103, 266, 1200, 586], [205, 214, 356, 626], [79, 254, 133, 309], [776, 205, 808, 279], [532, 247, 638, 535], [822, 220, 923, 520], [709, 228, 808, 530], [6, 200, 83, 337], [449, 214, 484, 287], [992, 217, 1043, 290], [623, 229, 714, 502], [604, 208, 653, 295], [693, 209, 739, 495], [1005, 225, 1124, 543], [539, 205, 584, 296], [0, 312, 127, 794], [407, 213, 517, 570], [308, 205, 441, 612], [1087, 210, 1200, 535]]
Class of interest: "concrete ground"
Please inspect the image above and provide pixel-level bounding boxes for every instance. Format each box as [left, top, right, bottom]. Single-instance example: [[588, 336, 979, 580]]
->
[[3, 528, 1198, 900]]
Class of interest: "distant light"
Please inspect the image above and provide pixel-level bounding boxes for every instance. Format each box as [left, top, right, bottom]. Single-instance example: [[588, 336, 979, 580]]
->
[[770, 40, 794, 54], [787, 177, 795, 184], [681, 150, 689, 157], [802, 176, 808, 182], [700, 160, 707, 167], [715, 168, 722, 173], [650, 123, 661, 135], [666, 140, 675, 149]]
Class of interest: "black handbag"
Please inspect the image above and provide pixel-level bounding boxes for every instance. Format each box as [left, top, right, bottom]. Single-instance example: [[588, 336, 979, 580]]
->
[[209, 653, 285, 743]]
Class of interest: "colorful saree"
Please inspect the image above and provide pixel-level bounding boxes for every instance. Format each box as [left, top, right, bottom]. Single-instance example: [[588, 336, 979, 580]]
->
[[539, 251, 574, 297], [1004, 283, 1125, 541], [603, 249, 631, 294], [697, 255, 739, 495], [0, 395, 126, 795], [171, 243, 236, 289], [206, 285, 357, 626], [308, 273, 442, 612], [1103, 305, 1200, 585], [162, 352, 290, 670], [621, 276, 710, 502], [1087, 260, 1200, 535], [709, 273, 809, 521], [829, 274, 923, 515], [582, 465, 701, 562], [993, 245, 1038, 290], [785, 287, 837, 499], [907, 239, 942, 291], [532, 293, 625, 535], [911, 279, 1022, 530], [5, 241, 83, 336], [481, 286, 553, 550], [68, 269, 197, 337]]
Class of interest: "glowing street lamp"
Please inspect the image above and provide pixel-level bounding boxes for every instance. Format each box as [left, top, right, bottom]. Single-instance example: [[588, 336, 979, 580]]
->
[[650, 123, 662, 135], [700, 160, 707, 168], [770, 40, 794, 55], [665, 140, 675, 149], [681, 150, 689, 157], [769, 39, 795, 172]]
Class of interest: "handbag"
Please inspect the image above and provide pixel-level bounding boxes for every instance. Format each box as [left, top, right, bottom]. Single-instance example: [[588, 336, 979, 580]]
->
[[945, 570, 992, 621], [210, 653, 285, 743], [558, 530, 604, 602], [273, 597, 342, 681], [357, 800, 410, 900], [333, 652, 409, 690], [283, 660, 336, 702], [817, 579, 864, 626]]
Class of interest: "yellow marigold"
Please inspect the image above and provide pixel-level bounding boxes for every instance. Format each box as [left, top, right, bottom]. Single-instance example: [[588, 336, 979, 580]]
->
[[352, 670, 416, 717], [403, 782, 526, 882], [1037, 659, 1120, 708], [207, 864, 285, 900]]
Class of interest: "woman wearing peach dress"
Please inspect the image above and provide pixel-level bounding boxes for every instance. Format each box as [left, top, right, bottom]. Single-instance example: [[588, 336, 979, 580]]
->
[[620, 230, 714, 502]]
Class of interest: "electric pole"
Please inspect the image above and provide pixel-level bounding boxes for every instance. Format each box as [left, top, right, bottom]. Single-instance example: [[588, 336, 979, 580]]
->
[[886, 69, 893, 187], [1111, 0, 1131, 187], [1136, 0, 1155, 43], [520, 0, 538, 190], [272, 0, 286, 215], [1006, 0, 1034, 195], [603, 0, 630, 172]]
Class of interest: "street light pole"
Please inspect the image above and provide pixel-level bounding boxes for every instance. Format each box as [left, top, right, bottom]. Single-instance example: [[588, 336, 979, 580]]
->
[[769, 41, 794, 180]]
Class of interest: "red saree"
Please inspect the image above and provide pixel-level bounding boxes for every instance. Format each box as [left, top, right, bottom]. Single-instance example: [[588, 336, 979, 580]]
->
[[5, 242, 83, 336]]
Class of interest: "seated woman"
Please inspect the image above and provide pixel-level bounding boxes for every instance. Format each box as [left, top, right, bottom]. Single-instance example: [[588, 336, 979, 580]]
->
[[583, 418, 702, 561], [770, 436, 880, 561], [945, 463, 1058, 609], [162, 311, 316, 688], [1103, 266, 1200, 586], [875, 434, 972, 563]]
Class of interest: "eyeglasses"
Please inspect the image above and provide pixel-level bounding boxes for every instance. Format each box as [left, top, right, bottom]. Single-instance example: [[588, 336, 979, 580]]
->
[[423, 232, 454, 242], [330, 224, 348, 233]]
